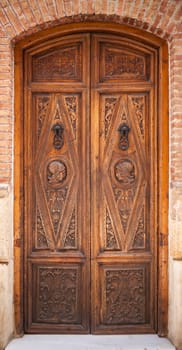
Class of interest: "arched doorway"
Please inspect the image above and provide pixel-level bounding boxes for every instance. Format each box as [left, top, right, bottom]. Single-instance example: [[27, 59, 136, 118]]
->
[[14, 23, 168, 336]]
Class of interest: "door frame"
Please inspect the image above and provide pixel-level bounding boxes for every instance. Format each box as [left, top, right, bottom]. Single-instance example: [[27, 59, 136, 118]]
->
[[14, 21, 168, 336]]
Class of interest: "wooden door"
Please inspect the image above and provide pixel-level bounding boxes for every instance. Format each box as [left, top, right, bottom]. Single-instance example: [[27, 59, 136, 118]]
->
[[24, 34, 91, 333], [91, 34, 157, 334], [24, 32, 158, 334]]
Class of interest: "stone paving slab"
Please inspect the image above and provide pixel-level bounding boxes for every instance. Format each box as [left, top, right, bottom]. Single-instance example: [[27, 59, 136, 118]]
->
[[6, 335, 175, 350]]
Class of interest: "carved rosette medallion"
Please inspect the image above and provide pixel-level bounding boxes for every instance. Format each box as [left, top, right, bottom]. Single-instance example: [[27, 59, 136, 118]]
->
[[114, 159, 136, 188], [47, 160, 67, 187]]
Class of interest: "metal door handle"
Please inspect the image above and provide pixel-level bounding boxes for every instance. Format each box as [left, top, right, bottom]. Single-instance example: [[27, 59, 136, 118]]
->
[[118, 123, 130, 150], [52, 123, 64, 150]]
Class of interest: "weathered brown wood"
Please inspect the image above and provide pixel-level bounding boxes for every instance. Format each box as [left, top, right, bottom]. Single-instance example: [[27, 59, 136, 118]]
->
[[14, 23, 168, 336]]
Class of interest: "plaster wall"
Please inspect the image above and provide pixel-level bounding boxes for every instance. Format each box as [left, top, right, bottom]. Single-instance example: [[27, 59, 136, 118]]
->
[[0, 189, 14, 348]]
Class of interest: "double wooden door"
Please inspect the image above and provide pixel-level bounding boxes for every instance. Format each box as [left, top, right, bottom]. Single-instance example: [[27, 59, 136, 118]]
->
[[24, 32, 158, 334]]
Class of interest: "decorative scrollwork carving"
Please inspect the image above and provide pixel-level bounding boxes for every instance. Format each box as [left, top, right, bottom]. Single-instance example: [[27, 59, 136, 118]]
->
[[133, 207, 145, 249], [37, 267, 79, 323], [36, 95, 50, 139], [105, 209, 119, 250], [64, 209, 77, 248], [104, 97, 118, 138], [105, 49, 145, 79], [64, 96, 77, 136], [46, 187, 68, 236], [104, 269, 145, 324], [132, 97, 145, 139], [32, 46, 82, 81], [37, 209, 48, 249]]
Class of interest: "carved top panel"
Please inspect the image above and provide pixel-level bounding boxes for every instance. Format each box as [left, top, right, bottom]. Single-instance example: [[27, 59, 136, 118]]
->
[[100, 44, 150, 82], [32, 44, 82, 82]]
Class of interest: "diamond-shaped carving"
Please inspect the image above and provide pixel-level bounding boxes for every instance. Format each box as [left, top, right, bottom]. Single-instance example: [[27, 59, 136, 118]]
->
[[102, 94, 147, 250], [34, 95, 79, 249]]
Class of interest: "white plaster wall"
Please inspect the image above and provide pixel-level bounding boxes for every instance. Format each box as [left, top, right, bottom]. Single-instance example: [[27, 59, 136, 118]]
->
[[0, 190, 14, 350], [169, 259, 182, 350]]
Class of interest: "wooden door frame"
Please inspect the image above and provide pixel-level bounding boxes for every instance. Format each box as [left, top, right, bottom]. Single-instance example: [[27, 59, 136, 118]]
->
[[14, 22, 168, 336]]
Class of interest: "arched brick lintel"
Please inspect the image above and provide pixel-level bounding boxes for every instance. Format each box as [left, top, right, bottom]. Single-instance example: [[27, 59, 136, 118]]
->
[[10, 14, 171, 44]]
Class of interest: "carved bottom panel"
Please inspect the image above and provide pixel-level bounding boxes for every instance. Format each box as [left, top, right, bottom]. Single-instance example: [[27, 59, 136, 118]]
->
[[32, 264, 82, 324], [100, 263, 150, 326]]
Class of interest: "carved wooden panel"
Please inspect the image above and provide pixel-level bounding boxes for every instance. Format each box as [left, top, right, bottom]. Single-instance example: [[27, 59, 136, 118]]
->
[[32, 94, 81, 251], [100, 93, 149, 252], [100, 264, 150, 325], [32, 264, 81, 324], [99, 42, 150, 82], [32, 44, 82, 82]]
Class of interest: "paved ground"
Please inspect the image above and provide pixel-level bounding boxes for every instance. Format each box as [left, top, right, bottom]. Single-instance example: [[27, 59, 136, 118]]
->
[[6, 335, 175, 350]]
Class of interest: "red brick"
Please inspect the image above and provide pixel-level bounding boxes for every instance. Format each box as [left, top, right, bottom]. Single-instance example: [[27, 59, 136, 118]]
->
[[95, 0, 102, 14], [63, 0, 73, 16], [117, 0, 124, 15], [3, 6, 25, 34], [72, 0, 79, 14], [0, 154, 11, 162], [87, 0, 94, 14], [79, 0, 88, 14], [45, 0, 58, 19]]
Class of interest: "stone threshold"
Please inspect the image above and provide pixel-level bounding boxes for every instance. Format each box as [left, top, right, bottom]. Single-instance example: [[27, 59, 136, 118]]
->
[[6, 334, 175, 350]]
